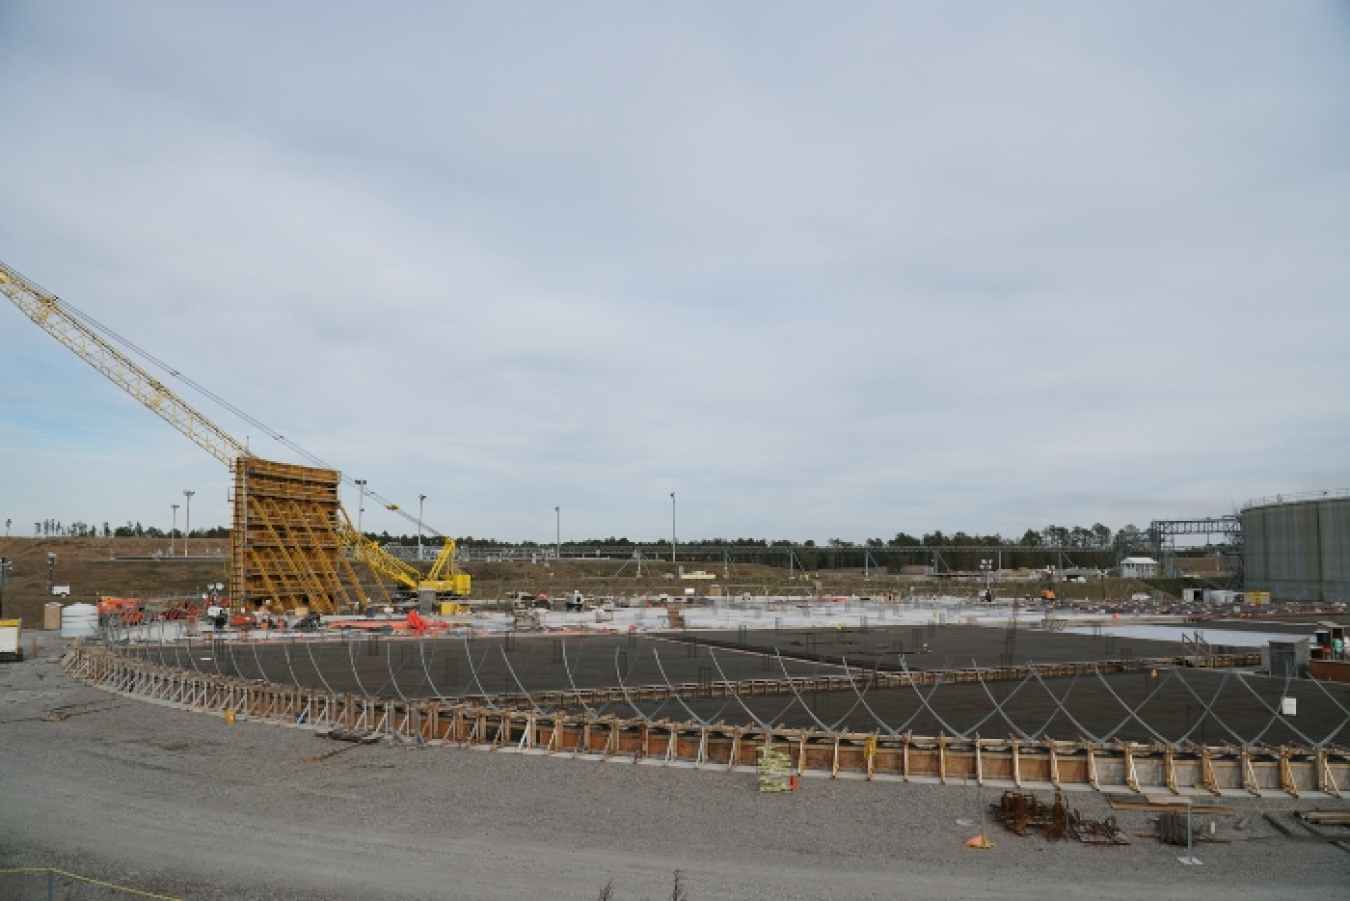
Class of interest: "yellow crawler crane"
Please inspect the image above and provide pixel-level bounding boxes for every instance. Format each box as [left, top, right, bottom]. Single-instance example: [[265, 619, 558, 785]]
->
[[0, 259, 470, 613], [337, 512, 471, 598]]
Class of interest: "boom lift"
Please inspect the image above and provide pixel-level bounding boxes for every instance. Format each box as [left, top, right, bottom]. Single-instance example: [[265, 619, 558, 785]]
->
[[0, 260, 469, 613]]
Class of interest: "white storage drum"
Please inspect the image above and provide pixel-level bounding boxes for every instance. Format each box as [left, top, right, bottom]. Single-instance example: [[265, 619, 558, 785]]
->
[[61, 602, 99, 638]]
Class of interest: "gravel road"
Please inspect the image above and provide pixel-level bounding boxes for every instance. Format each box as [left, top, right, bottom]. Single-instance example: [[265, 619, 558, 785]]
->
[[2, 633, 1347, 900]]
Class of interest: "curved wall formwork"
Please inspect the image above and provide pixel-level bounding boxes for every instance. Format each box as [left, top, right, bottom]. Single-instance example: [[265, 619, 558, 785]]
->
[[1243, 492, 1350, 603]]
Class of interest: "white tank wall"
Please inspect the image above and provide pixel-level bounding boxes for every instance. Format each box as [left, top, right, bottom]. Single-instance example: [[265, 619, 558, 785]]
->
[[60, 602, 98, 638]]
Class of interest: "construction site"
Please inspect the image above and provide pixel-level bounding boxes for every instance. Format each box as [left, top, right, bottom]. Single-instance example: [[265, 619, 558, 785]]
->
[[3, 259, 1349, 899]]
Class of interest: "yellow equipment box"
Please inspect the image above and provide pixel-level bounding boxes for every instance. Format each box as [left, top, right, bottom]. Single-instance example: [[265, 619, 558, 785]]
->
[[0, 619, 23, 662]]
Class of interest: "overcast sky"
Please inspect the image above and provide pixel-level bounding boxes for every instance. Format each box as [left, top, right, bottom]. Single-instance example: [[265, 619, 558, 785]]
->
[[1, 2, 1347, 544]]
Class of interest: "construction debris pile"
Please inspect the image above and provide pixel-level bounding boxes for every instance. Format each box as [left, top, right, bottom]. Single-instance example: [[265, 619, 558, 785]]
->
[[990, 791, 1129, 845]]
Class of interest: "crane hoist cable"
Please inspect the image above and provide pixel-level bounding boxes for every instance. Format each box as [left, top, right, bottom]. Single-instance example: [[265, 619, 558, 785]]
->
[[0, 258, 441, 537]]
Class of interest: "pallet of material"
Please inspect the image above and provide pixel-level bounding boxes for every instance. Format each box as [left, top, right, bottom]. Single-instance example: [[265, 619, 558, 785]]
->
[[1105, 794, 1232, 815], [316, 727, 381, 743], [1297, 811, 1350, 826]]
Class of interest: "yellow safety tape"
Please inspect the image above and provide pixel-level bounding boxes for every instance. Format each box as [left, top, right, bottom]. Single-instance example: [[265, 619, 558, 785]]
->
[[0, 867, 183, 900]]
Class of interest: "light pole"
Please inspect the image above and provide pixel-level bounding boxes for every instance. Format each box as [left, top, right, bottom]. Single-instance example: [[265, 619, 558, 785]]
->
[[355, 480, 367, 537], [0, 557, 11, 617], [183, 490, 195, 557], [555, 506, 560, 560], [4, 518, 9, 537], [170, 503, 179, 557], [980, 559, 993, 602], [417, 494, 426, 561], [47, 552, 56, 595], [670, 492, 676, 564]]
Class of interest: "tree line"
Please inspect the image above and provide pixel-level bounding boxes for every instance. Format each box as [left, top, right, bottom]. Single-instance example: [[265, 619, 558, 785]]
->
[[25, 519, 230, 539], [445, 524, 1169, 573], [19, 520, 1185, 573]]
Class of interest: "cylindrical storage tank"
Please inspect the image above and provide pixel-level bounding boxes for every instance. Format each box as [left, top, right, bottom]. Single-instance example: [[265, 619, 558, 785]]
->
[[60, 602, 98, 638], [1244, 491, 1350, 603]]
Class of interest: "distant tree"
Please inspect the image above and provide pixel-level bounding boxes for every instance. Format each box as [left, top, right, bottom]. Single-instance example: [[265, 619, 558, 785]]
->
[[1091, 523, 1112, 548], [1115, 524, 1147, 553]]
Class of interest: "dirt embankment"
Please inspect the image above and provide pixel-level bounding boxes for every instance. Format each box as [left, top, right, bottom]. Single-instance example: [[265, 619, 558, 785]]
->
[[0, 536, 229, 625]]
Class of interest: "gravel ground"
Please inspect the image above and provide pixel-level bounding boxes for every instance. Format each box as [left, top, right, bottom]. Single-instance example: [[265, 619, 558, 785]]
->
[[2, 633, 1348, 901]]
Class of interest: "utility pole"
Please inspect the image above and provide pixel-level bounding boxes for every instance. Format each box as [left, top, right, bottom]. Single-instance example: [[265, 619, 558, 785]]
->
[[417, 494, 426, 561], [170, 503, 179, 557], [354, 480, 367, 537], [183, 490, 194, 557], [555, 506, 560, 561], [0, 557, 10, 617], [670, 492, 676, 564]]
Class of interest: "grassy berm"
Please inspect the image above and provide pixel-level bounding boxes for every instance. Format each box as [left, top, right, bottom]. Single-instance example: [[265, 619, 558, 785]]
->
[[0, 536, 233, 627]]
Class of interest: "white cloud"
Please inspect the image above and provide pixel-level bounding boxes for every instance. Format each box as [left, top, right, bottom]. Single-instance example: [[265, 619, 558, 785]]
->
[[1, 2, 1347, 543]]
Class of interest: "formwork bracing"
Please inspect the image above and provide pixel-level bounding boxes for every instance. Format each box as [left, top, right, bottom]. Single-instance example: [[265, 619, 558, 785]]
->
[[65, 643, 1350, 798], [231, 458, 374, 615]]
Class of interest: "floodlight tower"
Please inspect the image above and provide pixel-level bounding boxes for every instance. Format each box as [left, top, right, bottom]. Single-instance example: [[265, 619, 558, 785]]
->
[[183, 490, 195, 557]]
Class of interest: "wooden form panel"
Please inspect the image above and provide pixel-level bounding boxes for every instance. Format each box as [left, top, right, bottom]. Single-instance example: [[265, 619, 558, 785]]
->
[[230, 457, 364, 614]]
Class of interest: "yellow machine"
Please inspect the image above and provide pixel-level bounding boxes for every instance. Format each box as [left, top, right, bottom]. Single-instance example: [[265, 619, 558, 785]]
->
[[0, 620, 23, 663], [338, 515, 471, 597]]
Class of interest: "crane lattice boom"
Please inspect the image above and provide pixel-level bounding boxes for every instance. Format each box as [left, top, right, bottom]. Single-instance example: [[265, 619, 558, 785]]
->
[[0, 261, 249, 468], [1, 259, 472, 608]]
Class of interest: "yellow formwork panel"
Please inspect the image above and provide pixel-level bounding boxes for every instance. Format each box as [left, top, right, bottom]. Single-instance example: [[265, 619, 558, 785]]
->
[[230, 457, 366, 615]]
